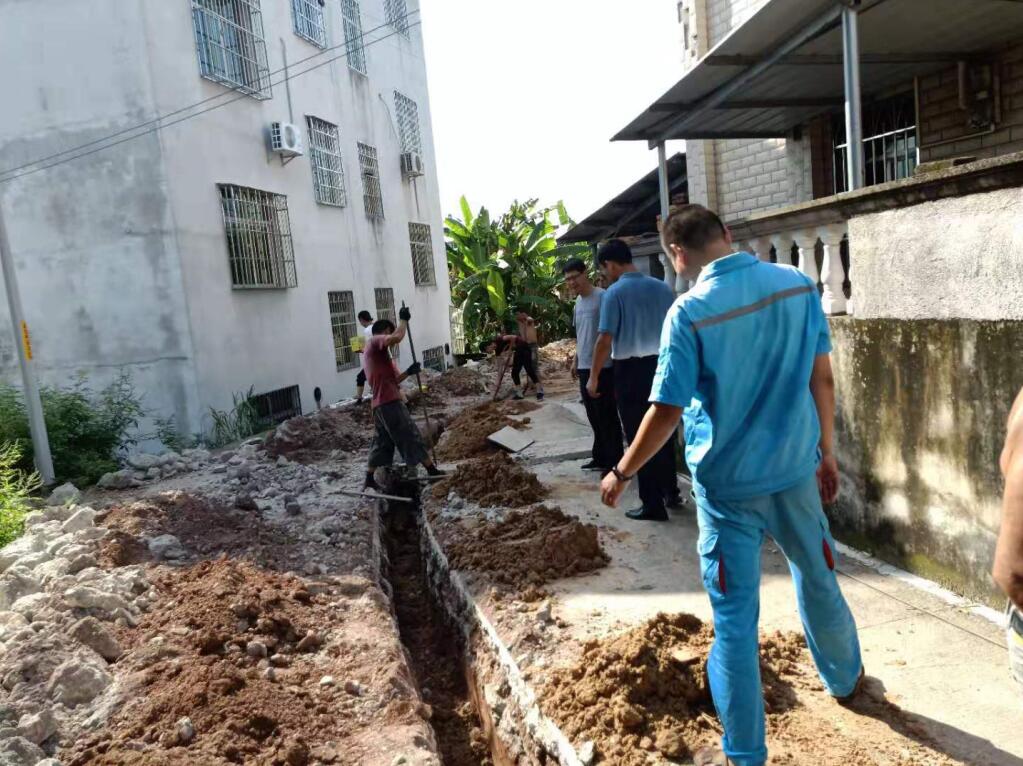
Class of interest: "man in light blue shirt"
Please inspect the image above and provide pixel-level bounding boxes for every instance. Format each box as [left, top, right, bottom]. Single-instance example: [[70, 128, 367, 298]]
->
[[588, 239, 679, 521], [599, 206, 863, 766]]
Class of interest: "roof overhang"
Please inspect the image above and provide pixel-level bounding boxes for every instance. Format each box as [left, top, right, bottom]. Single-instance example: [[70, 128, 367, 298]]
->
[[615, 0, 1023, 146], [559, 153, 687, 243]]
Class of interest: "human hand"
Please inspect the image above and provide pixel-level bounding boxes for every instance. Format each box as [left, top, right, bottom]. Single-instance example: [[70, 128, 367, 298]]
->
[[817, 453, 839, 504], [404, 362, 421, 376], [600, 470, 628, 507], [398, 306, 411, 321], [586, 376, 600, 399]]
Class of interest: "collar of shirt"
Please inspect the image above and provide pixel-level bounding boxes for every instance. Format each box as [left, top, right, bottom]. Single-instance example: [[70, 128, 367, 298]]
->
[[697, 251, 758, 283]]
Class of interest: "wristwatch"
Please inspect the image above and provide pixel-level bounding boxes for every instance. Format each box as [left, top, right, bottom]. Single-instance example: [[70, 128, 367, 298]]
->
[[611, 466, 634, 483]]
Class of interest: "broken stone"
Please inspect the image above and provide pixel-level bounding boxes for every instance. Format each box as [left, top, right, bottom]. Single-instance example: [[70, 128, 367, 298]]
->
[[61, 508, 96, 534], [46, 482, 80, 507], [17, 709, 57, 745], [285, 498, 302, 516], [235, 492, 258, 511], [127, 453, 161, 471], [67, 553, 98, 575], [63, 586, 132, 616], [655, 729, 685, 758], [263, 666, 277, 681], [70, 616, 123, 662], [147, 534, 186, 561], [211, 464, 227, 475], [319, 675, 335, 687], [47, 659, 111, 707], [577, 740, 596, 765], [0, 568, 40, 610], [343, 679, 362, 696], [146, 467, 161, 481], [536, 600, 553, 623], [176, 716, 195, 744], [246, 641, 268, 658], [276, 456, 290, 467], [297, 630, 322, 652], [97, 469, 134, 490], [0, 736, 45, 765]]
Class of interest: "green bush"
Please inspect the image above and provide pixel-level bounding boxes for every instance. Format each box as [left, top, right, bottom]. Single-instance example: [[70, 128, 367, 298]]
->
[[0, 442, 42, 548], [206, 387, 261, 449], [0, 373, 146, 487]]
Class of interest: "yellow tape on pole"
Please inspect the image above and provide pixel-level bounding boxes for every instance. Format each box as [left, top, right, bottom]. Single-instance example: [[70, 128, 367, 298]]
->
[[20, 321, 32, 360]]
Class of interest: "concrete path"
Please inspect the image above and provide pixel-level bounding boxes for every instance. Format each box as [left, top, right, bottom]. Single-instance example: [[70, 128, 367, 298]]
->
[[514, 399, 1023, 765]]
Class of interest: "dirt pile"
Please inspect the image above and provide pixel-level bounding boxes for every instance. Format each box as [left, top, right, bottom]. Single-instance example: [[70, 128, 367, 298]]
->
[[431, 452, 548, 508], [431, 365, 488, 397], [435, 505, 608, 590], [541, 613, 803, 764], [436, 401, 534, 461], [262, 406, 373, 463]]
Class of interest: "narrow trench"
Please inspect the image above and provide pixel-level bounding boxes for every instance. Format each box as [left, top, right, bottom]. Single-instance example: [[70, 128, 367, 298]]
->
[[383, 500, 494, 766]]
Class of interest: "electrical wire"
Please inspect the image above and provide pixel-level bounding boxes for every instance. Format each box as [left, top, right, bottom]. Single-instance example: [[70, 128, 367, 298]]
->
[[0, 11, 420, 184]]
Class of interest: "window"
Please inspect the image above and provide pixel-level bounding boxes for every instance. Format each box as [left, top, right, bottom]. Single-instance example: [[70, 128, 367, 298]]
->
[[340, 0, 367, 74], [329, 291, 359, 371], [833, 92, 917, 194], [218, 185, 297, 288], [394, 91, 422, 155], [408, 223, 436, 286], [250, 385, 302, 428], [291, 0, 327, 48], [422, 346, 445, 373], [384, 0, 410, 37], [358, 143, 384, 218], [375, 287, 399, 361], [191, 0, 271, 99], [306, 117, 346, 207]]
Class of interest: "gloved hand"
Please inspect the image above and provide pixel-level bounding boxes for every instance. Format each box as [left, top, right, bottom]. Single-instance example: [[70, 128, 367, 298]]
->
[[398, 306, 411, 321], [404, 362, 421, 376]]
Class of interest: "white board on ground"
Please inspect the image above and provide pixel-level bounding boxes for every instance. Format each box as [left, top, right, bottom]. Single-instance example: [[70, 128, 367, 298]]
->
[[487, 426, 535, 453]]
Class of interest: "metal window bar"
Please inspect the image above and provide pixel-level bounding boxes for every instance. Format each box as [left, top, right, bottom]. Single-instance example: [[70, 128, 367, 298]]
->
[[340, 0, 367, 74], [329, 291, 359, 371], [291, 0, 327, 48], [408, 223, 436, 286], [374, 287, 399, 361], [422, 346, 445, 373], [832, 93, 917, 194], [384, 0, 410, 37], [358, 143, 384, 219], [218, 184, 297, 289], [306, 117, 346, 207], [393, 91, 422, 154], [250, 384, 303, 429], [192, 0, 272, 99]]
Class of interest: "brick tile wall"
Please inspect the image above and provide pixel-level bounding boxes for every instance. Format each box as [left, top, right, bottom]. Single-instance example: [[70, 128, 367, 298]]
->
[[706, 0, 770, 48]]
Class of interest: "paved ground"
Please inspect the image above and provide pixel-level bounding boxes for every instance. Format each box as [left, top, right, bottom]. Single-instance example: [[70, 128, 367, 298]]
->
[[513, 398, 1023, 764]]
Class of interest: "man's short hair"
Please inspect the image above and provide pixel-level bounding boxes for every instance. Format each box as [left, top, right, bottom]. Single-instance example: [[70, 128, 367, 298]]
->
[[662, 204, 727, 252], [358, 310, 373, 322], [372, 319, 395, 335], [562, 258, 587, 275], [597, 239, 632, 265]]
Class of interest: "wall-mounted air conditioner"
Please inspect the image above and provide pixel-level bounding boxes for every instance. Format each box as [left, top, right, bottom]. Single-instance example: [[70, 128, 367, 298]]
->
[[269, 122, 304, 158], [401, 151, 425, 179]]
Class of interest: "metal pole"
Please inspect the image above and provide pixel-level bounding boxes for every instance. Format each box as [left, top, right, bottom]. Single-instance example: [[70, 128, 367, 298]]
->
[[656, 142, 677, 291], [0, 203, 54, 484], [842, 3, 864, 190], [399, 301, 436, 465]]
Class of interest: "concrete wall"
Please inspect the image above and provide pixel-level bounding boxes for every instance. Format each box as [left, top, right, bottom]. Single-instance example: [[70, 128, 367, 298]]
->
[[0, 0, 451, 439], [830, 318, 1023, 603], [849, 186, 1023, 320], [705, 0, 769, 49], [919, 42, 1023, 164]]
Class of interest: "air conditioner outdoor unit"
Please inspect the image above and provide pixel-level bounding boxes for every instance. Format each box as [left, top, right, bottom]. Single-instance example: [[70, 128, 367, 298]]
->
[[269, 122, 304, 158], [401, 151, 425, 178]]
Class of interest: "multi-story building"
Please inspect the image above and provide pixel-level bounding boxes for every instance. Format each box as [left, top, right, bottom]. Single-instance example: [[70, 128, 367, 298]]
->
[[0, 0, 451, 439]]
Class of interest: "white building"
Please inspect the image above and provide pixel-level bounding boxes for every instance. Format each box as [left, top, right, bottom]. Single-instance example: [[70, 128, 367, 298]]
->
[[0, 0, 452, 439]]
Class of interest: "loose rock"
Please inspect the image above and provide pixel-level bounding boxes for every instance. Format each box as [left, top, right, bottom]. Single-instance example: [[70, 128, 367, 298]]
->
[[70, 616, 123, 662], [46, 482, 81, 507]]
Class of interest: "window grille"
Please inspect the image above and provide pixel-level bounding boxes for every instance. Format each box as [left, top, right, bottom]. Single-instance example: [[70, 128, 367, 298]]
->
[[449, 306, 466, 355], [358, 143, 384, 219], [306, 117, 346, 207], [375, 287, 399, 361], [384, 0, 410, 37], [833, 92, 917, 194], [250, 385, 302, 428], [422, 346, 445, 372], [192, 0, 272, 99], [394, 91, 423, 155], [408, 223, 436, 286], [218, 185, 297, 288], [329, 291, 359, 371], [340, 0, 367, 74], [291, 0, 327, 47]]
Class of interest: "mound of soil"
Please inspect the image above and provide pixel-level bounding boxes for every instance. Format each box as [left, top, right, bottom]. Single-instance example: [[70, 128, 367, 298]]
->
[[431, 452, 548, 508], [436, 401, 533, 461], [539, 339, 576, 377], [435, 505, 608, 589], [262, 407, 373, 463], [541, 613, 803, 764], [431, 366, 488, 397]]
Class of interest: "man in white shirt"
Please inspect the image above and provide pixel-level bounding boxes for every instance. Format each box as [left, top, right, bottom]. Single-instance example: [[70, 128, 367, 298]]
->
[[354, 310, 375, 402]]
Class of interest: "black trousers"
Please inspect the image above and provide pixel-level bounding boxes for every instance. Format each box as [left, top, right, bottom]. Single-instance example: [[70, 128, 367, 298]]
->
[[511, 347, 539, 387], [578, 368, 624, 470], [368, 400, 429, 468], [356, 369, 367, 387], [614, 356, 678, 513]]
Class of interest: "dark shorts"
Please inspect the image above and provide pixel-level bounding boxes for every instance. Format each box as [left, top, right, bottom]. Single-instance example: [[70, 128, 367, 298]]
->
[[356, 368, 367, 387], [368, 400, 429, 469]]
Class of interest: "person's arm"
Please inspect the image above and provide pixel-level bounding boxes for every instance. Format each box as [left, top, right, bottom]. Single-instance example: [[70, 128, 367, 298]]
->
[[810, 354, 839, 504], [589, 291, 618, 397], [601, 403, 682, 506], [586, 334, 612, 397], [396, 362, 421, 384], [995, 388, 1023, 609], [386, 319, 408, 348]]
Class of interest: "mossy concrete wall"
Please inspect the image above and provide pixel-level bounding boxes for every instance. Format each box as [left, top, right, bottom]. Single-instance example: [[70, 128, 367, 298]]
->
[[830, 318, 1023, 604]]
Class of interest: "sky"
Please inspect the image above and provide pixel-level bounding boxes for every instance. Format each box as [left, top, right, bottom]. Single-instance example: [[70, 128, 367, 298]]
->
[[421, 0, 687, 225]]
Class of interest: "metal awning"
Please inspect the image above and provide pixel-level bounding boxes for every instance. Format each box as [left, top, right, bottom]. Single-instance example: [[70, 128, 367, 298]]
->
[[615, 0, 1023, 145], [559, 153, 687, 243]]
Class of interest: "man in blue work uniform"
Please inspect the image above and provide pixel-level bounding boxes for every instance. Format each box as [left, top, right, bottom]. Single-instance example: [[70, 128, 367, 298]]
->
[[600, 205, 863, 766], [588, 239, 680, 521]]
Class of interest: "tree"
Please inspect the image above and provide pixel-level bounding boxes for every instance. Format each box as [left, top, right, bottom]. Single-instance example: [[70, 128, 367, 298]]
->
[[445, 197, 590, 351]]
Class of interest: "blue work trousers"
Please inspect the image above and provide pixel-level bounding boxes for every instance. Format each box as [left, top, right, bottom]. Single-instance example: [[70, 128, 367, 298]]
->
[[696, 475, 863, 765]]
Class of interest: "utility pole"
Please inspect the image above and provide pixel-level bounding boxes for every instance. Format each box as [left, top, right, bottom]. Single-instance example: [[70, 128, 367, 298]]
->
[[0, 202, 55, 484]]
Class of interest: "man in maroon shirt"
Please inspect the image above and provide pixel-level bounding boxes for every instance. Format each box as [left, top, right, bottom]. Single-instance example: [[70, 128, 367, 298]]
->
[[364, 307, 445, 490]]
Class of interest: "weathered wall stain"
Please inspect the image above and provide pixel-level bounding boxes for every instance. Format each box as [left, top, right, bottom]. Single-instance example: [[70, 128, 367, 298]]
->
[[830, 317, 1023, 604]]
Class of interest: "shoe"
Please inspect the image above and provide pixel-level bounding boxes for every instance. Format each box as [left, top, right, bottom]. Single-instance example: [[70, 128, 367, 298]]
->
[[512, 392, 525, 400], [580, 461, 602, 471], [625, 506, 669, 522], [536, 391, 545, 401], [834, 667, 866, 706], [693, 747, 735, 766], [426, 465, 447, 478], [665, 493, 685, 510]]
